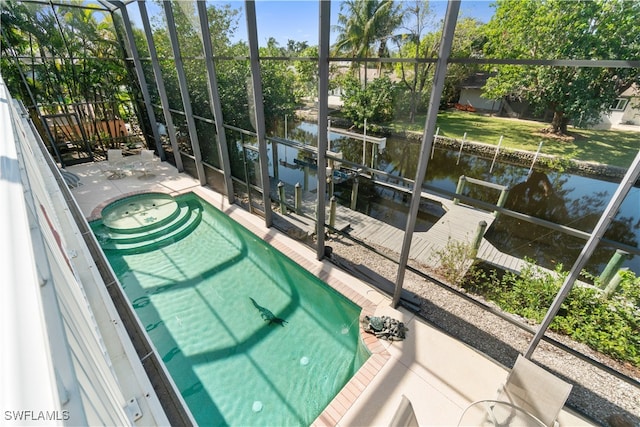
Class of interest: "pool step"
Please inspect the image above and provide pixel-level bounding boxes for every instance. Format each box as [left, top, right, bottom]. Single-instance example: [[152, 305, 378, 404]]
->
[[99, 200, 202, 254], [102, 193, 179, 235], [107, 202, 193, 244]]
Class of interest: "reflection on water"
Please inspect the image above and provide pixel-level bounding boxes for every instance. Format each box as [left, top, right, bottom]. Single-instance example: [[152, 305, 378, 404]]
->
[[400, 147, 638, 275], [272, 121, 639, 275], [507, 171, 568, 221]]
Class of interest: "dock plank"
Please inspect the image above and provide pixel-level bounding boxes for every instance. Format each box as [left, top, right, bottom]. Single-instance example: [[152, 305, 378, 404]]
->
[[271, 177, 542, 277]]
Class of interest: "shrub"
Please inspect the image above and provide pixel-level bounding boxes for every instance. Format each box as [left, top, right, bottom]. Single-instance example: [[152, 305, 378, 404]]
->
[[499, 261, 566, 322], [462, 260, 640, 366], [339, 75, 398, 128], [553, 285, 640, 365], [433, 237, 477, 285]]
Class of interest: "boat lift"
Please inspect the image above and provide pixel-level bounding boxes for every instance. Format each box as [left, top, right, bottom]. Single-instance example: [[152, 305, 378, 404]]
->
[[328, 119, 387, 169]]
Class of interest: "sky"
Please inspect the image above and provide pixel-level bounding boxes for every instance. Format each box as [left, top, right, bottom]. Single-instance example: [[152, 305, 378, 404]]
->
[[253, 0, 496, 46], [127, 1, 496, 48]]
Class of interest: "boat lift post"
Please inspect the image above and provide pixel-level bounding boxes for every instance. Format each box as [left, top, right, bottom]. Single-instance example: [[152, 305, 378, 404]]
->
[[430, 127, 440, 159], [456, 132, 467, 165], [527, 141, 543, 178], [489, 135, 503, 174]]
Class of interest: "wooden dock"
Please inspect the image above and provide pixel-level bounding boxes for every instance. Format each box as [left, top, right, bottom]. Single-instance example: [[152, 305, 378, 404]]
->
[[270, 178, 531, 275]]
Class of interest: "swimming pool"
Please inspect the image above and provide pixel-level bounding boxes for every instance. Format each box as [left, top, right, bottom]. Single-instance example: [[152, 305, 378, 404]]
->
[[91, 192, 369, 426]]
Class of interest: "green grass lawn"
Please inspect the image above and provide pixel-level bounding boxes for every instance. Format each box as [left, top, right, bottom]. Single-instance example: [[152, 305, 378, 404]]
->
[[389, 110, 639, 169]]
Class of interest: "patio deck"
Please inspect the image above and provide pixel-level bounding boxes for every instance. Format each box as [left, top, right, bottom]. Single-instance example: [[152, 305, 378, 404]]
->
[[67, 160, 593, 426]]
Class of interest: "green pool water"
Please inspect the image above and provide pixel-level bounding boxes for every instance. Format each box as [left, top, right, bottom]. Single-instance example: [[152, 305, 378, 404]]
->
[[91, 192, 369, 426]]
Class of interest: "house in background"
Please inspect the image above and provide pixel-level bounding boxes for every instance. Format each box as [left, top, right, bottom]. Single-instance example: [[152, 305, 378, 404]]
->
[[458, 74, 640, 132], [457, 72, 503, 113], [592, 83, 640, 130], [457, 73, 536, 118]]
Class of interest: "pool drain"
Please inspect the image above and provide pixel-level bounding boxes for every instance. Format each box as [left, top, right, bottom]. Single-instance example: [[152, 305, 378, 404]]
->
[[252, 401, 263, 412]]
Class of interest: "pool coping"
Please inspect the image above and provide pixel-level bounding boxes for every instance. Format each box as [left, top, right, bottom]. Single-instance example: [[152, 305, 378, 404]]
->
[[88, 186, 392, 426]]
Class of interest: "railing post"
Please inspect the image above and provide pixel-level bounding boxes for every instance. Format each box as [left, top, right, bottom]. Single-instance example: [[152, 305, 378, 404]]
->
[[278, 181, 286, 214], [472, 220, 487, 256], [599, 249, 631, 288], [327, 167, 334, 198], [454, 175, 466, 205], [272, 140, 279, 181], [603, 268, 628, 299], [242, 142, 252, 213], [362, 118, 367, 165], [294, 182, 302, 214], [350, 175, 359, 210], [495, 188, 509, 217], [329, 196, 336, 228]]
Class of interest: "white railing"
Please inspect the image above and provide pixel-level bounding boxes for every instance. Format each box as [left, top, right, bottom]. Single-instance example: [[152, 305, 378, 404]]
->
[[1, 72, 62, 427], [0, 76, 169, 425]]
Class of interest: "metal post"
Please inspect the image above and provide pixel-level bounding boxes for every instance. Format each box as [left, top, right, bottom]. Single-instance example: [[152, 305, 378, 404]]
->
[[327, 167, 334, 198], [163, 1, 206, 185], [329, 196, 336, 229], [528, 141, 543, 178], [278, 181, 286, 214], [456, 132, 467, 165], [392, 1, 461, 308], [295, 183, 301, 214], [242, 143, 252, 213], [116, 2, 164, 160], [598, 249, 631, 288], [431, 127, 440, 159], [315, 0, 330, 260], [350, 175, 359, 210], [272, 141, 279, 181], [137, 1, 181, 169], [196, 1, 234, 201], [472, 220, 487, 255], [245, 0, 273, 227], [489, 135, 503, 174], [525, 150, 640, 359], [362, 118, 367, 165], [454, 175, 466, 205]]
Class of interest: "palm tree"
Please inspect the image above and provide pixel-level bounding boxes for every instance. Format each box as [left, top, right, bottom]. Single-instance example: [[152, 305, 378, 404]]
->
[[333, 0, 403, 86]]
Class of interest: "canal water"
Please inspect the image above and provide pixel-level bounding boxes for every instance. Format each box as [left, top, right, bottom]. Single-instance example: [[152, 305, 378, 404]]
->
[[269, 121, 639, 276]]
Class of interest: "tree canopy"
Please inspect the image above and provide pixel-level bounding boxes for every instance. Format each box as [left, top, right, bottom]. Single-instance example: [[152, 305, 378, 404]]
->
[[482, 0, 640, 134], [1, 0, 135, 154], [5, 0, 639, 145], [333, 0, 403, 85]]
